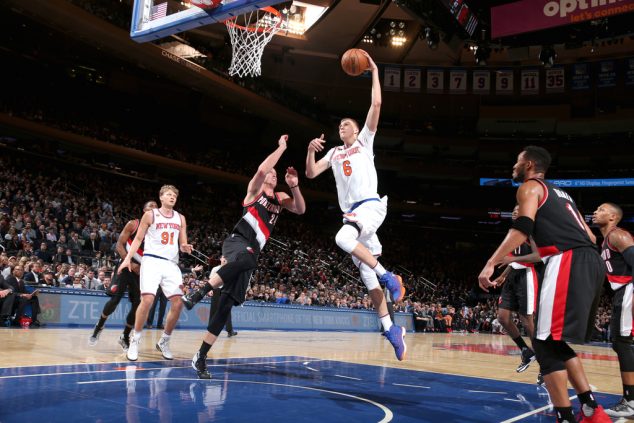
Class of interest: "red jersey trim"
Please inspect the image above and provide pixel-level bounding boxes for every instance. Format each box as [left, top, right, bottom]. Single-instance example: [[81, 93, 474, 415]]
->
[[243, 191, 263, 207], [530, 178, 549, 209], [539, 246, 560, 257], [247, 206, 270, 239], [130, 219, 140, 234], [607, 274, 633, 284], [551, 249, 573, 340]]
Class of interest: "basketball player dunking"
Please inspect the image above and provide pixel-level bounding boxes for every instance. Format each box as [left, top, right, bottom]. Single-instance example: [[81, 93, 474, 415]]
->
[[479, 146, 610, 423], [119, 185, 192, 361], [182, 135, 306, 379], [593, 203, 634, 418], [89, 200, 157, 351], [305, 51, 407, 361]]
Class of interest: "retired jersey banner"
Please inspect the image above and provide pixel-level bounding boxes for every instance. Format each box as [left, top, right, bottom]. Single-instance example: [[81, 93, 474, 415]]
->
[[545, 67, 565, 93], [597, 60, 617, 88], [571, 63, 591, 90], [491, 0, 634, 39], [427, 68, 444, 93], [383, 67, 401, 92], [472, 70, 491, 94], [495, 69, 514, 95], [520, 69, 539, 95], [449, 69, 467, 94], [627, 58, 634, 86], [403, 68, 421, 92]]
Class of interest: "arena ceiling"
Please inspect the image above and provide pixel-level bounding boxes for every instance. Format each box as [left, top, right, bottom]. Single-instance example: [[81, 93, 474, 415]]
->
[[186, 0, 634, 68]]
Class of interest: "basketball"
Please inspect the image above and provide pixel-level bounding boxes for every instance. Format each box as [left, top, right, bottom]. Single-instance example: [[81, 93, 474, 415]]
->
[[341, 49, 370, 76], [190, 0, 222, 9]]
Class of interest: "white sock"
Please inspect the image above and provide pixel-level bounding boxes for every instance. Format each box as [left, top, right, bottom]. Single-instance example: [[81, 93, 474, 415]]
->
[[161, 332, 170, 340], [133, 332, 141, 341], [380, 314, 393, 332], [372, 262, 386, 277]]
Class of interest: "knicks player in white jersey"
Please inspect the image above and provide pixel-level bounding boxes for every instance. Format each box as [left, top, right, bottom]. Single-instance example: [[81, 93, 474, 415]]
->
[[119, 184, 192, 361], [305, 51, 407, 361]]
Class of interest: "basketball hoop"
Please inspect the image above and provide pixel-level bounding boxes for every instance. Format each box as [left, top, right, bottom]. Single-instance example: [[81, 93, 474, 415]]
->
[[225, 6, 283, 78]]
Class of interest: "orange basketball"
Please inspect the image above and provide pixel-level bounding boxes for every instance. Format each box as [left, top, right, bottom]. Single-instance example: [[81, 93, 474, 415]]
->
[[341, 49, 370, 76]]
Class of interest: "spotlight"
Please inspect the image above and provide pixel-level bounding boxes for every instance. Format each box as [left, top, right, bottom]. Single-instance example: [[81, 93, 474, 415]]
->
[[539, 45, 557, 67], [474, 45, 489, 66], [424, 27, 439, 50]]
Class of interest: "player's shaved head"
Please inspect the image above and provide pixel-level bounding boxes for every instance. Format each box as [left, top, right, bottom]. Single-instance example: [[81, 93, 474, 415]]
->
[[604, 202, 623, 224], [143, 201, 158, 211]]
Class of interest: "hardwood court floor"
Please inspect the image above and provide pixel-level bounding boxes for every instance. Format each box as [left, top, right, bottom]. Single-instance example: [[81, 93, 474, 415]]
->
[[0, 328, 620, 394]]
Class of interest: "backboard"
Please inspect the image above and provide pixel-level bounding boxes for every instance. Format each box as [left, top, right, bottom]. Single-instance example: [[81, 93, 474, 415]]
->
[[130, 0, 282, 43]]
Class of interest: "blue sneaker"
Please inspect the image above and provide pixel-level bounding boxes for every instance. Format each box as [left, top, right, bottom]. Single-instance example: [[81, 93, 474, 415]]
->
[[383, 325, 407, 361], [380, 272, 406, 303]]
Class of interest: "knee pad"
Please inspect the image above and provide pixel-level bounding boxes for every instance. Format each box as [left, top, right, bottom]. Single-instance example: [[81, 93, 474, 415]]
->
[[612, 336, 634, 372], [533, 339, 572, 375], [335, 224, 359, 254]]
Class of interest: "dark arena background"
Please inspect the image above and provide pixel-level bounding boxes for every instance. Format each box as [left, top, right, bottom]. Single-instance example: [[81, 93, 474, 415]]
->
[[1, 0, 633, 422]]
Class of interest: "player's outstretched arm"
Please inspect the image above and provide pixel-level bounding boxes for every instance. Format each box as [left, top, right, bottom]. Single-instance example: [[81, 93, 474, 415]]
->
[[362, 51, 381, 133], [279, 166, 306, 215], [246, 135, 288, 199], [305, 134, 329, 179], [118, 210, 152, 274]]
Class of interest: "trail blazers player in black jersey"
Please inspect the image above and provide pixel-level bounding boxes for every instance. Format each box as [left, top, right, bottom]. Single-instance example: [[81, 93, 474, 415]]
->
[[89, 201, 157, 350], [492, 205, 542, 377], [478, 146, 610, 423], [593, 202, 634, 418], [182, 135, 306, 379]]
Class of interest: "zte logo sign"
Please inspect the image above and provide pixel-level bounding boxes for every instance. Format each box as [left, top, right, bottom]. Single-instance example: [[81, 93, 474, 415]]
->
[[543, 0, 633, 19]]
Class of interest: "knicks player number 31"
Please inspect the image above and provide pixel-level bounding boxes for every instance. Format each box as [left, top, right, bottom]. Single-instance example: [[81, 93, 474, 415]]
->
[[343, 160, 352, 176], [161, 232, 175, 245]]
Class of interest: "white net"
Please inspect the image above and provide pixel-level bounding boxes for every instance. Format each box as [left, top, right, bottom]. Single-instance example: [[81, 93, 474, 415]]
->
[[225, 9, 282, 78]]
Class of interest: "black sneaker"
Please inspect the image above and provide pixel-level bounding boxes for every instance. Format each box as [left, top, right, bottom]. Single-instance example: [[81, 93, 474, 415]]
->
[[181, 291, 204, 311], [118, 333, 130, 351], [192, 352, 211, 379], [536, 372, 544, 386], [227, 331, 238, 337], [516, 347, 536, 373], [89, 325, 103, 346]]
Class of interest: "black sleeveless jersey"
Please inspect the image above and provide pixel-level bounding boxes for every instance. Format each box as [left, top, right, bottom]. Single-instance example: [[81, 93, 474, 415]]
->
[[601, 228, 633, 291], [125, 218, 145, 264], [233, 191, 283, 251], [529, 178, 593, 257]]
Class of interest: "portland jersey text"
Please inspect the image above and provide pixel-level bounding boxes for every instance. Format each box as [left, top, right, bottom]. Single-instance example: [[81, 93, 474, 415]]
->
[[144, 209, 181, 262], [324, 125, 379, 211], [529, 178, 593, 256], [601, 228, 633, 290], [235, 191, 282, 250]]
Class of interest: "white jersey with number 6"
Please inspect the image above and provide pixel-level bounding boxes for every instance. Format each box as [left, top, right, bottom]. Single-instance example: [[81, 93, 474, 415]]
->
[[144, 209, 181, 263], [324, 125, 378, 212]]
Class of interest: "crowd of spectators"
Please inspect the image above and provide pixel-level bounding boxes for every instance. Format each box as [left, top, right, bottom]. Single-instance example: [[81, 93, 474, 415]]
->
[[0, 149, 614, 336]]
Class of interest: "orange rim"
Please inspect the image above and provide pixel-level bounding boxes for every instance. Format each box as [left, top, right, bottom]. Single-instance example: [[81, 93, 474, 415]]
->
[[225, 6, 282, 33]]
